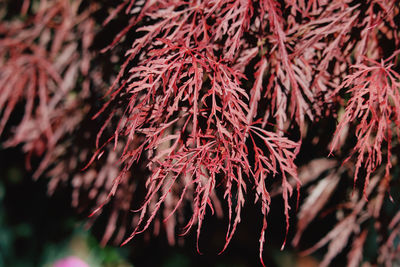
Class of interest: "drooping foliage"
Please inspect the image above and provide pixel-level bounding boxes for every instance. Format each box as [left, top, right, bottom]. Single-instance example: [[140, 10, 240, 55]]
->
[[1, 0, 400, 266]]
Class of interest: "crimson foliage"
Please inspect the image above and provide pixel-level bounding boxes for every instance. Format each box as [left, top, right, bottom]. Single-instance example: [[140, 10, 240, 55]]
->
[[1, 0, 400, 266]]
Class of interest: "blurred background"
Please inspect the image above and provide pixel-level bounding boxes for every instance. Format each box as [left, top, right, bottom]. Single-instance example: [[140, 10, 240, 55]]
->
[[0, 145, 325, 267]]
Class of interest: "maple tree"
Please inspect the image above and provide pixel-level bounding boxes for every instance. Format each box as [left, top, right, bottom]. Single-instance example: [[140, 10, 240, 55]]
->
[[1, 0, 400, 266]]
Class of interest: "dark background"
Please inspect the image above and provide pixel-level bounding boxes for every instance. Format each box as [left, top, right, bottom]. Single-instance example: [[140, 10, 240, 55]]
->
[[0, 143, 330, 267]]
